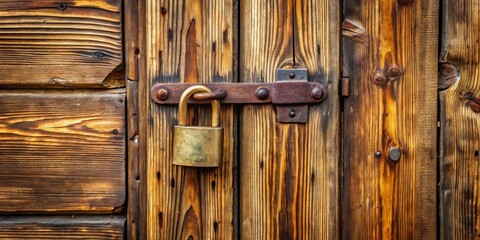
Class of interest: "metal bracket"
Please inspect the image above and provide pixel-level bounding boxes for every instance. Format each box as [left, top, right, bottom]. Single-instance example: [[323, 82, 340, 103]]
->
[[150, 68, 327, 123]]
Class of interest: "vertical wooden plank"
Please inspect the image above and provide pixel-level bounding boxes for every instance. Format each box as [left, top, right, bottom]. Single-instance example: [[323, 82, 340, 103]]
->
[[239, 0, 294, 237], [239, 0, 340, 238], [143, 0, 235, 239], [439, 0, 480, 239], [342, 0, 438, 239], [136, 0, 147, 238], [125, 0, 141, 238], [293, 0, 340, 238]]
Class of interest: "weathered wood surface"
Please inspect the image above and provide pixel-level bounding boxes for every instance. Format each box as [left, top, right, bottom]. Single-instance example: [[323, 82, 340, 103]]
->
[[0, 90, 126, 213], [144, 0, 235, 239], [0, 215, 125, 239], [125, 0, 141, 238], [239, 0, 339, 238], [342, 0, 438, 239], [439, 0, 480, 239], [0, 0, 123, 88]]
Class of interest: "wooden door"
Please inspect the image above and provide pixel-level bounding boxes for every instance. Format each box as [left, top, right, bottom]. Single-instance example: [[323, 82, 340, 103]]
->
[[134, 0, 439, 239], [136, 0, 340, 239]]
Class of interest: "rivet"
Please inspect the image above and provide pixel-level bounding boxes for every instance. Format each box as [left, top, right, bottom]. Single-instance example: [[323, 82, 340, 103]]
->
[[375, 151, 382, 157], [289, 72, 296, 79], [388, 147, 401, 161], [157, 88, 169, 100], [311, 87, 323, 100], [289, 110, 296, 118], [113, 129, 119, 135], [255, 87, 270, 100]]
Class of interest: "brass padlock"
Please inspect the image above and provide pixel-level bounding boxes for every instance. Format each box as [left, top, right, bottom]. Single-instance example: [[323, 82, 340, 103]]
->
[[173, 85, 223, 167]]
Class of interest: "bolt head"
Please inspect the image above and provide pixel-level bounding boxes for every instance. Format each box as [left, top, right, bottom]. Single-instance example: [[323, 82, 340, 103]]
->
[[255, 87, 270, 100], [157, 88, 169, 100], [386, 67, 402, 80], [388, 147, 401, 161]]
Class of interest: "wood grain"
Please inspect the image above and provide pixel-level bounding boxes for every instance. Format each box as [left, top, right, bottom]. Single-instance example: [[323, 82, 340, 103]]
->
[[342, 0, 438, 239], [239, 0, 339, 238], [439, 0, 480, 238], [0, 90, 126, 213], [143, 0, 235, 238], [0, 215, 125, 239], [0, 0, 123, 88]]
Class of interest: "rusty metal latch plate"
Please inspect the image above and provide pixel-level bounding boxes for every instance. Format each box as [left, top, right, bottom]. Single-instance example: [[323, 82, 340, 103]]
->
[[150, 68, 327, 123]]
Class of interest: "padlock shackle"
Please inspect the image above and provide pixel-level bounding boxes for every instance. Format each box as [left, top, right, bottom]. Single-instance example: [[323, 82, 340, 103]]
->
[[178, 85, 221, 127]]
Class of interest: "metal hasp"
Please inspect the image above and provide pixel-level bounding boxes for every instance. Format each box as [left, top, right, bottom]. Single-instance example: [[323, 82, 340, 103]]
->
[[150, 68, 328, 123]]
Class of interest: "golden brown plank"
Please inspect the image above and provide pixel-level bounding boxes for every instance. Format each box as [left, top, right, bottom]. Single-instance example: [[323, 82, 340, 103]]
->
[[342, 0, 438, 238], [0, 215, 125, 239], [0, 0, 123, 88], [143, 0, 235, 238], [293, 0, 340, 238], [0, 90, 126, 213], [239, 0, 294, 237], [239, 0, 339, 238], [439, 0, 480, 238]]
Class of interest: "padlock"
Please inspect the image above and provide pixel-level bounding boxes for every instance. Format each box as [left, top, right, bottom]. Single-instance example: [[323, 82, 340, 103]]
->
[[173, 85, 223, 167]]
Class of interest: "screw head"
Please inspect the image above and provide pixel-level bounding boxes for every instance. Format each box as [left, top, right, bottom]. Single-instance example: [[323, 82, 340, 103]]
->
[[289, 72, 296, 79], [311, 87, 324, 100], [388, 147, 401, 161], [289, 110, 296, 118], [157, 88, 169, 100], [255, 87, 270, 100]]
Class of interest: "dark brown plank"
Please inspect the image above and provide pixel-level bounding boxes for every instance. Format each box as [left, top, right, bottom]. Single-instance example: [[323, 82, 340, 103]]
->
[[0, 215, 125, 239], [127, 79, 139, 240], [143, 0, 235, 238], [125, 0, 141, 238], [0, 0, 123, 88], [136, 0, 147, 238], [239, 0, 340, 238], [439, 0, 480, 238], [342, 0, 438, 238], [0, 90, 126, 213]]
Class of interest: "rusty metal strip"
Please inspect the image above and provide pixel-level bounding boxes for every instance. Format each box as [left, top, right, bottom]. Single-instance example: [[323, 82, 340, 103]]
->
[[150, 82, 327, 105]]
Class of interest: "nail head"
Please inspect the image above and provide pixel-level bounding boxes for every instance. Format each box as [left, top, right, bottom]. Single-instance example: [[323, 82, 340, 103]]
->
[[289, 110, 296, 118]]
